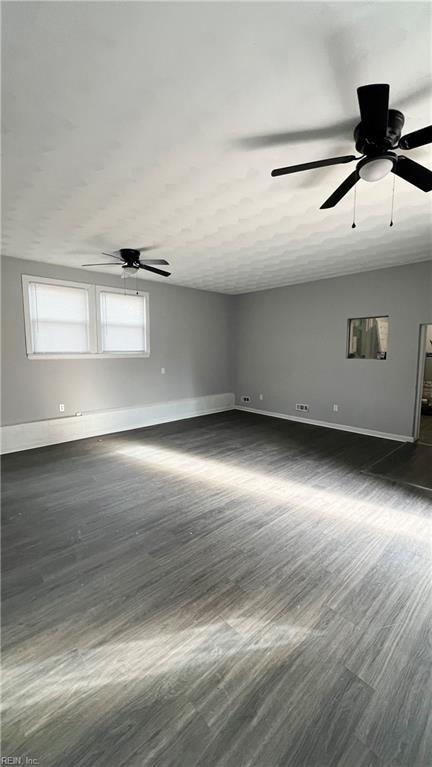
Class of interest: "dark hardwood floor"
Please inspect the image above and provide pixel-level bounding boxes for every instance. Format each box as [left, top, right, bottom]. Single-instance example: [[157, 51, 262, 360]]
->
[[420, 414, 432, 446], [366, 442, 432, 491], [2, 411, 431, 767]]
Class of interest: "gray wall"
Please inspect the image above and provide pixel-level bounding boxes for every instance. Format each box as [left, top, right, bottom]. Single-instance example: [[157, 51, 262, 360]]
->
[[233, 261, 432, 437], [2, 257, 431, 437], [1, 256, 233, 426]]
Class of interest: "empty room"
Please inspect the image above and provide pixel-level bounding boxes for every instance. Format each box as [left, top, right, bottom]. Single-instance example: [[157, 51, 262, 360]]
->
[[1, 2, 431, 766]]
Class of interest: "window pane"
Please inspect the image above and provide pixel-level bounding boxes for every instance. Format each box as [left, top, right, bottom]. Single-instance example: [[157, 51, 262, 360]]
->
[[103, 325, 145, 352], [100, 292, 147, 352], [29, 283, 90, 353]]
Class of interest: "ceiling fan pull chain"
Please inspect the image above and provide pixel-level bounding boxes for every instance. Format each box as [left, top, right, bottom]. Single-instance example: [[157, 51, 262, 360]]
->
[[352, 182, 357, 229], [390, 174, 396, 227]]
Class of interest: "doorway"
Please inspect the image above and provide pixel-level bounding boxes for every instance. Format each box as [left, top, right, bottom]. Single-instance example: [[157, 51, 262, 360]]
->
[[415, 324, 432, 445]]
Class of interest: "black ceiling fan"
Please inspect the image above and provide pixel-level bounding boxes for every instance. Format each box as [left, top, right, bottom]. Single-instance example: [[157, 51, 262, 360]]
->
[[82, 247, 171, 277], [270, 84, 432, 208]]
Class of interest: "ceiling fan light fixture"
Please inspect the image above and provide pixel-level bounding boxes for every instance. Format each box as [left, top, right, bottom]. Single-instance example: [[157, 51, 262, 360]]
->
[[358, 157, 394, 182], [121, 266, 139, 278]]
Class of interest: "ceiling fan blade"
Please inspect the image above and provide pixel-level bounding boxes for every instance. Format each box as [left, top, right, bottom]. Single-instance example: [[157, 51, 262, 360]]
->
[[271, 155, 356, 177], [101, 252, 122, 260], [320, 170, 359, 209], [138, 259, 169, 265], [139, 264, 171, 277], [399, 125, 432, 150], [392, 156, 432, 192], [237, 82, 430, 152], [357, 84, 389, 137], [236, 119, 355, 149], [81, 262, 121, 267], [138, 246, 158, 253]]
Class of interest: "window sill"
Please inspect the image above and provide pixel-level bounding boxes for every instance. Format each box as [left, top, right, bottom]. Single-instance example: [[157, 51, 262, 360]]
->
[[27, 352, 151, 360]]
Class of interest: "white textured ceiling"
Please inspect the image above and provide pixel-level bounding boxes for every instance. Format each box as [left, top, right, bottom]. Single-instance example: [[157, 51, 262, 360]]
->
[[2, 1, 431, 294]]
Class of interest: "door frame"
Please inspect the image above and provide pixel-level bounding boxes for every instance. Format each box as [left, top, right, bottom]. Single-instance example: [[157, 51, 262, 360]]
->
[[412, 323, 429, 441]]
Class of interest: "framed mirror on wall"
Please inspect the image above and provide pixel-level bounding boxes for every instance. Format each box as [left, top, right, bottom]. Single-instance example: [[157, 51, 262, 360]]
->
[[347, 316, 389, 359]]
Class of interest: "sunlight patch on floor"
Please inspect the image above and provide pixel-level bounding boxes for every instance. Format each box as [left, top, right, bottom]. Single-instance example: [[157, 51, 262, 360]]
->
[[2, 620, 314, 714], [117, 443, 429, 541]]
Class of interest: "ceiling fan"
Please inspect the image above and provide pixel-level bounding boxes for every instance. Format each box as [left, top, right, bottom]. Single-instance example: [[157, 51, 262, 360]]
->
[[270, 84, 432, 208], [82, 247, 171, 277]]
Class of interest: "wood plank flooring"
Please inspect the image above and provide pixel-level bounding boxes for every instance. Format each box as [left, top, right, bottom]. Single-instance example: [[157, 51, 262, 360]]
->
[[366, 442, 432, 491], [420, 414, 432, 446], [2, 411, 431, 767]]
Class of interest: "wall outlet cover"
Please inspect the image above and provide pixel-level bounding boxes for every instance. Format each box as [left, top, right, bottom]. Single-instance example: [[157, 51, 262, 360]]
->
[[295, 403, 309, 412], [241, 395, 251, 403], [59, 403, 65, 412]]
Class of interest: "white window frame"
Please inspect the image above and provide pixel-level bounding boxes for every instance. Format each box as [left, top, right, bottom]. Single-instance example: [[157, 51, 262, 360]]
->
[[22, 275, 150, 359], [22, 274, 97, 359], [95, 285, 150, 358]]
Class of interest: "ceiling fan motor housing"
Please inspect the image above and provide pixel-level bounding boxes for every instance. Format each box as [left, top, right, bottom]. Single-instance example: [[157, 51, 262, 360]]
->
[[119, 248, 141, 265], [354, 109, 405, 155]]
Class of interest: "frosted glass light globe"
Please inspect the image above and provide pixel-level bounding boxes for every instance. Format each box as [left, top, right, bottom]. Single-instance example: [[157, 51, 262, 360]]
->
[[121, 266, 139, 279], [359, 158, 394, 182]]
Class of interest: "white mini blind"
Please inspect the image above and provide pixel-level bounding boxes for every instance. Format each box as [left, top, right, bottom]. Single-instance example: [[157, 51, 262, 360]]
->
[[28, 281, 90, 354], [99, 291, 147, 353]]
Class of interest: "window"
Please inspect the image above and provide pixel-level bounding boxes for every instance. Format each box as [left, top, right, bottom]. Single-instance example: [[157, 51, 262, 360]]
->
[[23, 276, 95, 357], [22, 276, 149, 359], [97, 288, 149, 354], [347, 316, 389, 359]]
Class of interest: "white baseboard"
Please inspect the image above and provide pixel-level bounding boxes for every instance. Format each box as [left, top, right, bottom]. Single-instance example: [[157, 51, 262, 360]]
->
[[0, 395, 413, 454], [1, 393, 235, 454], [236, 405, 414, 443]]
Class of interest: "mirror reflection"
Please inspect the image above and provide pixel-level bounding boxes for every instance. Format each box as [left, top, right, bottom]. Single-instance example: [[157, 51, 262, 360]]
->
[[347, 316, 388, 359]]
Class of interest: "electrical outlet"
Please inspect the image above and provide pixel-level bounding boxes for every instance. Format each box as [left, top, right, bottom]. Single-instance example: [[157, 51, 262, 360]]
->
[[161, 367, 166, 375], [241, 395, 251, 403], [59, 403, 65, 413], [295, 403, 309, 412], [259, 393, 264, 401], [333, 404, 339, 412]]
